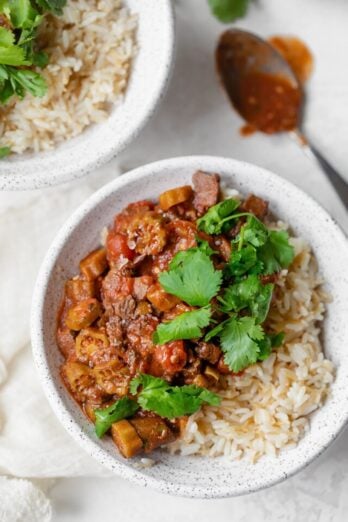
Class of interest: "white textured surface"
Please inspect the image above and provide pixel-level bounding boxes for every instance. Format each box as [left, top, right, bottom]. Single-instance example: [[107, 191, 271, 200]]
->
[[0, 0, 348, 519]]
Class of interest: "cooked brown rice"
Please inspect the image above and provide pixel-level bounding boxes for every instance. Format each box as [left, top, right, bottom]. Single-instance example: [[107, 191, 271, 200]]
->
[[168, 225, 335, 462], [0, 0, 137, 154]]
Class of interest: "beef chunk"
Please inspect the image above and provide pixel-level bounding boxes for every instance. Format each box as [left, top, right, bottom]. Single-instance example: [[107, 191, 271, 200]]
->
[[192, 171, 220, 215], [194, 342, 221, 364], [106, 315, 124, 348], [133, 276, 154, 300], [241, 194, 268, 219], [57, 327, 76, 359], [113, 295, 137, 320]]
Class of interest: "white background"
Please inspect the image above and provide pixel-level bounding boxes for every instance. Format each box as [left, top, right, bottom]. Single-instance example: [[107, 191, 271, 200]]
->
[[2, 0, 348, 520]]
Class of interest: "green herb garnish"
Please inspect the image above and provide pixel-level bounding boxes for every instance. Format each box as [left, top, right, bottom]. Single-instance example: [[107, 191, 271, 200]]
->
[[0, 146, 11, 158], [0, 0, 67, 105], [216, 316, 265, 372], [258, 332, 285, 361], [130, 374, 221, 419], [94, 397, 139, 438], [197, 198, 241, 235], [155, 197, 293, 374], [258, 230, 295, 274], [159, 248, 222, 307], [219, 275, 273, 324], [153, 306, 212, 345], [207, 0, 250, 23]]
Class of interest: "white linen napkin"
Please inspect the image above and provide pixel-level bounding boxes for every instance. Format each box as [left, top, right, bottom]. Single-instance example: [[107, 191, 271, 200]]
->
[[0, 164, 121, 520]]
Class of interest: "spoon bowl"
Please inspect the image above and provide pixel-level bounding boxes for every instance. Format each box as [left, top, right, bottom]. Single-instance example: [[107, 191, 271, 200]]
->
[[216, 29, 348, 208]]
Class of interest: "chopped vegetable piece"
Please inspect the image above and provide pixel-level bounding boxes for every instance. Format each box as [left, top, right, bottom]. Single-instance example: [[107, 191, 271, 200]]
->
[[65, 298, 101, 330], [152, 341, 187, 375], [159, 249, 222, 307], [75, 327, 110, 365], [111, 420, 143, 458], [130, 416, 175, 452], [95, 397, 139, 438], [159, 185, 193, 211], [130, 374, 221, 418], [153, 306, 212, 345], [146, 283, 179, 312], [65, 278, 95, 302], [79, 248, 107, 280], [61, 361, 97, 403], [106, 232, 135, 263]]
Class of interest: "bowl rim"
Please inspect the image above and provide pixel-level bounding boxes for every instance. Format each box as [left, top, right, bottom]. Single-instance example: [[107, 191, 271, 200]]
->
[[0, 0, 175, 191], [31, 155, 348, 498]]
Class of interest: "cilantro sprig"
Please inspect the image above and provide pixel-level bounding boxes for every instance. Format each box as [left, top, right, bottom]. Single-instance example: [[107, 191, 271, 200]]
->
[[159, 248, 222, 307], [0, 0, 67, 107], [94, 375, 221, 438], [208, 0, 250, 22], [153, 197, 294, 373], [130, 374, 221, 419], [219, 274, 273, 324]]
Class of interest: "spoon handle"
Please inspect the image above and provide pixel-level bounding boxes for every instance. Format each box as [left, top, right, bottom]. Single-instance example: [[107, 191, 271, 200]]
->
[[301, 137, 348, 210]]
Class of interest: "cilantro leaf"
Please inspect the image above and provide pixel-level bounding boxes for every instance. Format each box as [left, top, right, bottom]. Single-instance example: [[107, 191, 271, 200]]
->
[[0, 45, 28, 66], [159, 249, 222, 307], [94, 397, 139, 438], [258, 230, 295, 274], [204, 319, 228, 342], [219, 316, 264, 372], [153, 306, 211, 345], [34, 0, 66, 15], [195, 236, 217, 256], [208, 0, 250, 22], [8, 67, 47, 97], [0, 26, 14, 47], [9, 0, 35, 28], [257, 332, 285, 361], [130, 374, 221, 418], [197, 198, 241, 235], [225, 244, 263, 278], [0, 146, 10, 158], [238, 215, 268, 248], [219, 275, 274, 324]]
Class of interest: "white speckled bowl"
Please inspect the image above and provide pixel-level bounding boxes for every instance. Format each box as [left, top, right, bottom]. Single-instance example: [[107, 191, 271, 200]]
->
[[31, 156, 348, 498], [0, 0, 174, 191]]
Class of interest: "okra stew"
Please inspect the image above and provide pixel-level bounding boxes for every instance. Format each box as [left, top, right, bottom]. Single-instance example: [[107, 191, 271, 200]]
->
[[57, 171, 294, 458]]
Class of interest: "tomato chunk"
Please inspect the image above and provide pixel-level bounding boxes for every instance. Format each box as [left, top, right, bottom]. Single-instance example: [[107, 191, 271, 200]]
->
[[146, 283, 179, 312], [106, 232, 135, 262], [152, 341, 187, 376]]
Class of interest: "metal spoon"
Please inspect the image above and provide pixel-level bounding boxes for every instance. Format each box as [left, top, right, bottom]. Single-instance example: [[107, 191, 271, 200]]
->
[[216, 28, 348, 209]]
